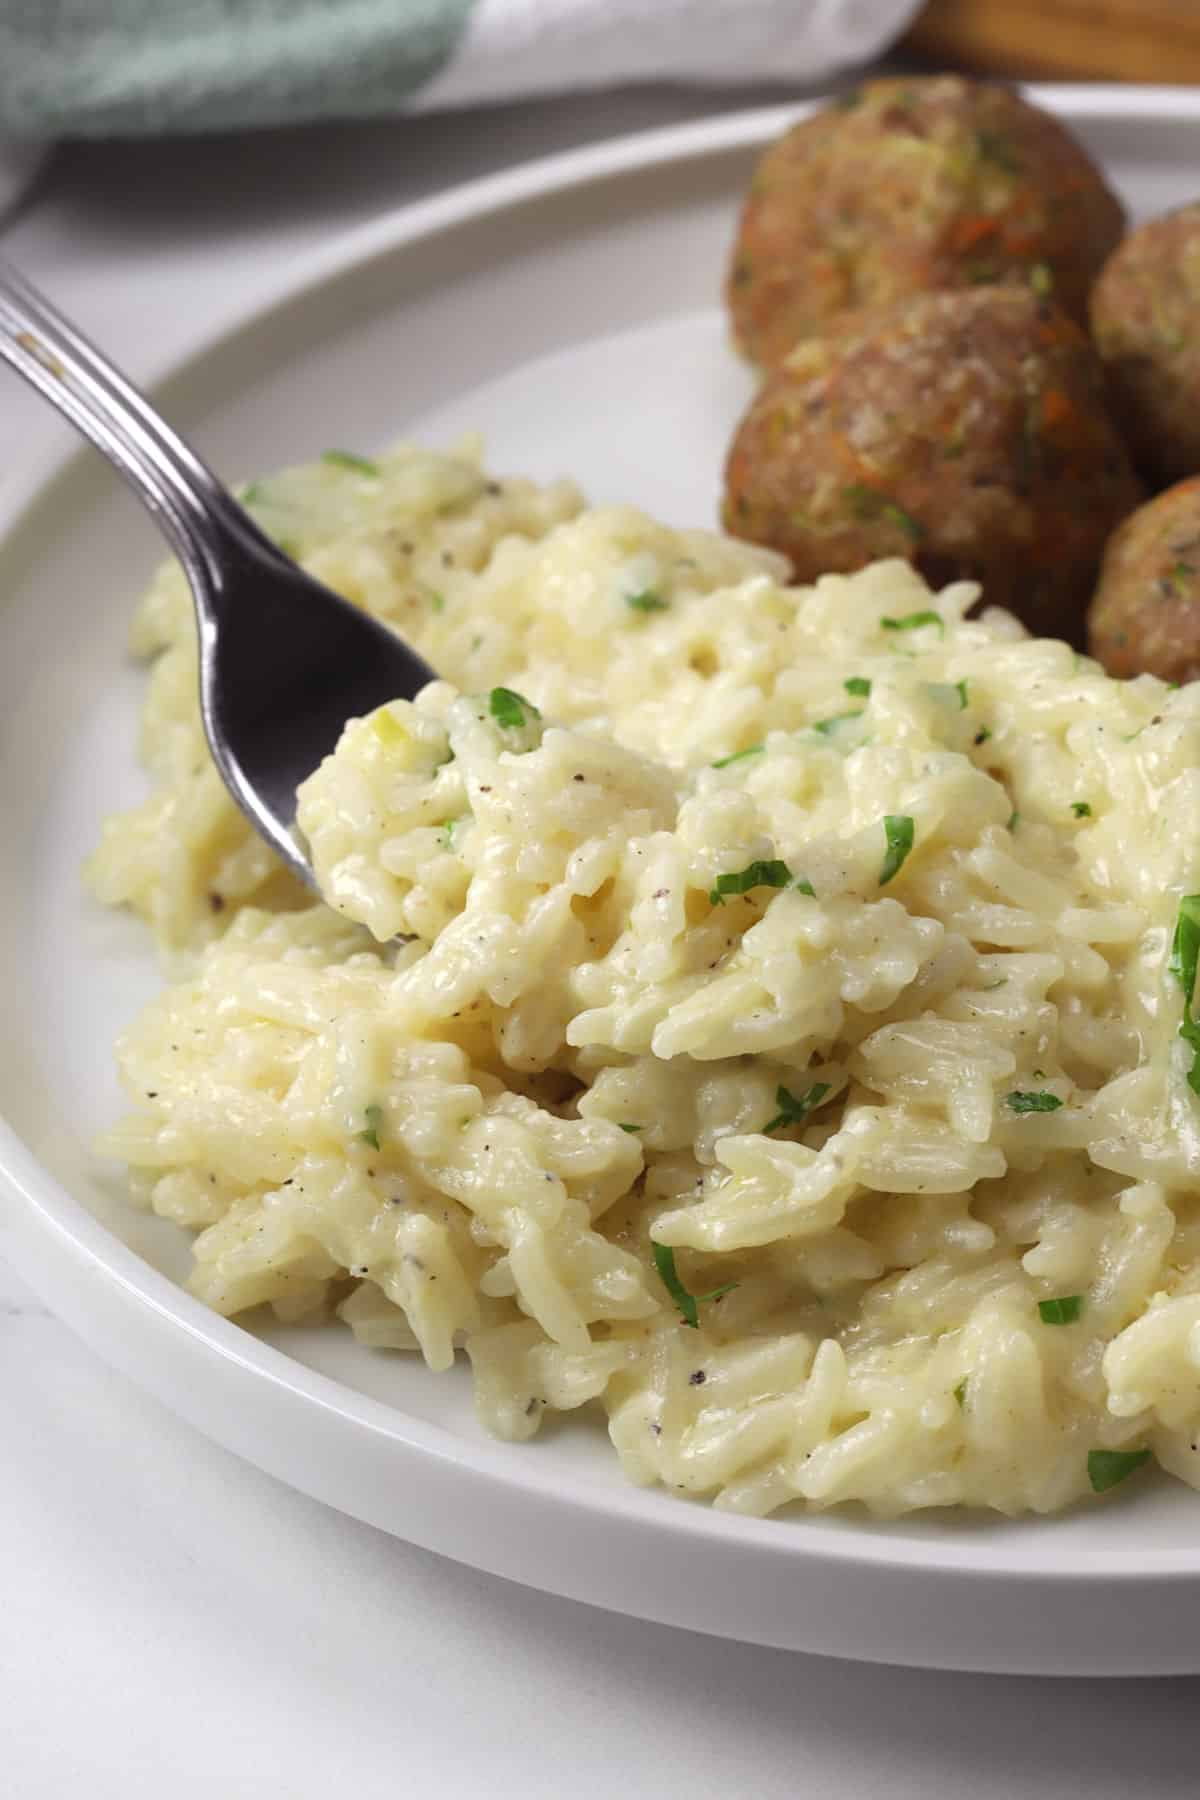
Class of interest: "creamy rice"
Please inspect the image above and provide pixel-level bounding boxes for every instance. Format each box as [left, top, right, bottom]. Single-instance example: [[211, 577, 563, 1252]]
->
[[90, 440, 1200, 1517]]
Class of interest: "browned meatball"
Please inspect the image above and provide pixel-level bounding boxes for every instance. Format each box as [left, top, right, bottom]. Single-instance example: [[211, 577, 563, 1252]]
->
[[1088, 478, 1200, 681], [728, 75, 1125, 369], [723, 286, 1143, 641], [1091, 203, 1200, 486]]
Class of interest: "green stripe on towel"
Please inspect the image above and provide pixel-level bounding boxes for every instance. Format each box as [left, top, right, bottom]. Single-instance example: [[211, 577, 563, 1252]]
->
[[0, 0, 477, 136]]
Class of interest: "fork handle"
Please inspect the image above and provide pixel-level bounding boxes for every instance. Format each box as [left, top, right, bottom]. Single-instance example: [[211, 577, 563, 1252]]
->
[[0, 260, 271, 605]]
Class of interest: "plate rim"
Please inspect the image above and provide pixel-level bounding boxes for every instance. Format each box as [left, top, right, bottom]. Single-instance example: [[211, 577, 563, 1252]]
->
[[5, 80, 1199, 524], [5, 85, 1200, 1667]]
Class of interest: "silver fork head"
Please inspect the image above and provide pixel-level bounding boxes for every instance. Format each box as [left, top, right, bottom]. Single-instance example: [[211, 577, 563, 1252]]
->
[[0, 258, 437, 889], [196, 530, 437, 888]]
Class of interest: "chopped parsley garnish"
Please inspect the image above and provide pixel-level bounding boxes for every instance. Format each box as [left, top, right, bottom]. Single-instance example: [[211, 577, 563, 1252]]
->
[[489, 686, 541, 732], [652, 1242, 737, 1330], [1088, 1447, 1151, 1494], [430, 591, 445, 614], [813, 710, 865, 737], [1005, 1090, 1063, 1114], [1029, 261, 1055, 297], [625, 590, 669, 614], [844, 483, 879, 519], [712, 744, 764, 769], [926, 680, 968, 711], [1070, 801, 1092, 818], [844, 484, 924, 540], [976, 128, 1021, 174], [953, 1378, 968, 1408], [844, 676, 872, 698], [238, 480, 264, 506], [441, 815, 469, 850], [878, 815, 914, 886], [882, 501, 925, 540], [710, 859, 794, 906], [618, 1122, 643, 1133], [1169, 896, 1200, 1094], [793, 877, 816, 898], [974, 725, 993, 745], [1008, 810, 1021, 831], [359, 1103, 384, 1150], [763, 1081, 832, 1136], [323, 449, 380, 477], [881, 610, 944, 637], [1038, 1294, 1083, 1325]]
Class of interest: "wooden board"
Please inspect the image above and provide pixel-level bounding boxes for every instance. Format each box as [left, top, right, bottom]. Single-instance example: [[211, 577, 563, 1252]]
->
[[905, 0, 1200, 84]]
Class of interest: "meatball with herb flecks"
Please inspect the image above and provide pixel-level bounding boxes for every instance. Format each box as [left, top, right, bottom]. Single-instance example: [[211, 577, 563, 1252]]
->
[[728, 75, 1125, 369], [1088, 478, 1200, 682], [723, 286, 1143, 640], [1090, 202, 1200, 486]]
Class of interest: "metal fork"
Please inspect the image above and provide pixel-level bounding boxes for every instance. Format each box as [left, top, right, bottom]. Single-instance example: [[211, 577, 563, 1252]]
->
[[0, 261, 436, 888]]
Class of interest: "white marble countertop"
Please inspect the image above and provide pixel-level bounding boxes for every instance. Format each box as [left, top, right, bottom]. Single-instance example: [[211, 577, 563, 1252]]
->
[[2, 85, 1197, 1799]]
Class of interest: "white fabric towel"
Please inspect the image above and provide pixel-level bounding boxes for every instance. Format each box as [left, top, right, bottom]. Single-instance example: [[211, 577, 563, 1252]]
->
[[0, 0, 922, 220], [419, 0, 921, 110]]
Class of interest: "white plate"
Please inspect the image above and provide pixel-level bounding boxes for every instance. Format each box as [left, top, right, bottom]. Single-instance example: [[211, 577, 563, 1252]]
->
[[3, 87, 1200, 1677]]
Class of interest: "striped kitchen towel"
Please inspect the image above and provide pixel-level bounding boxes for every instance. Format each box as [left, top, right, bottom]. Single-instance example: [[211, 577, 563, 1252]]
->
[[0, 0, 921, 136]]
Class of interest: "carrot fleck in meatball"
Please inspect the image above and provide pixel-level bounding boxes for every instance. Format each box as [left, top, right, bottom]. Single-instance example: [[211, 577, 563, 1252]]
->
[[723, 286, 1143, 641], [1090, 202, 1200, 486], [728, 75, 1125, 369], [1088, 478, 1200, 682]]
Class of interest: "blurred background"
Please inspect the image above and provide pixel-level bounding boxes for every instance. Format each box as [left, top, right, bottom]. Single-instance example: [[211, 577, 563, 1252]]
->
[[906, 0, 1200, 81], [1, 2, 1198, 158], [0, 1, 1195, 231], [0, 0, 1192, 253]]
